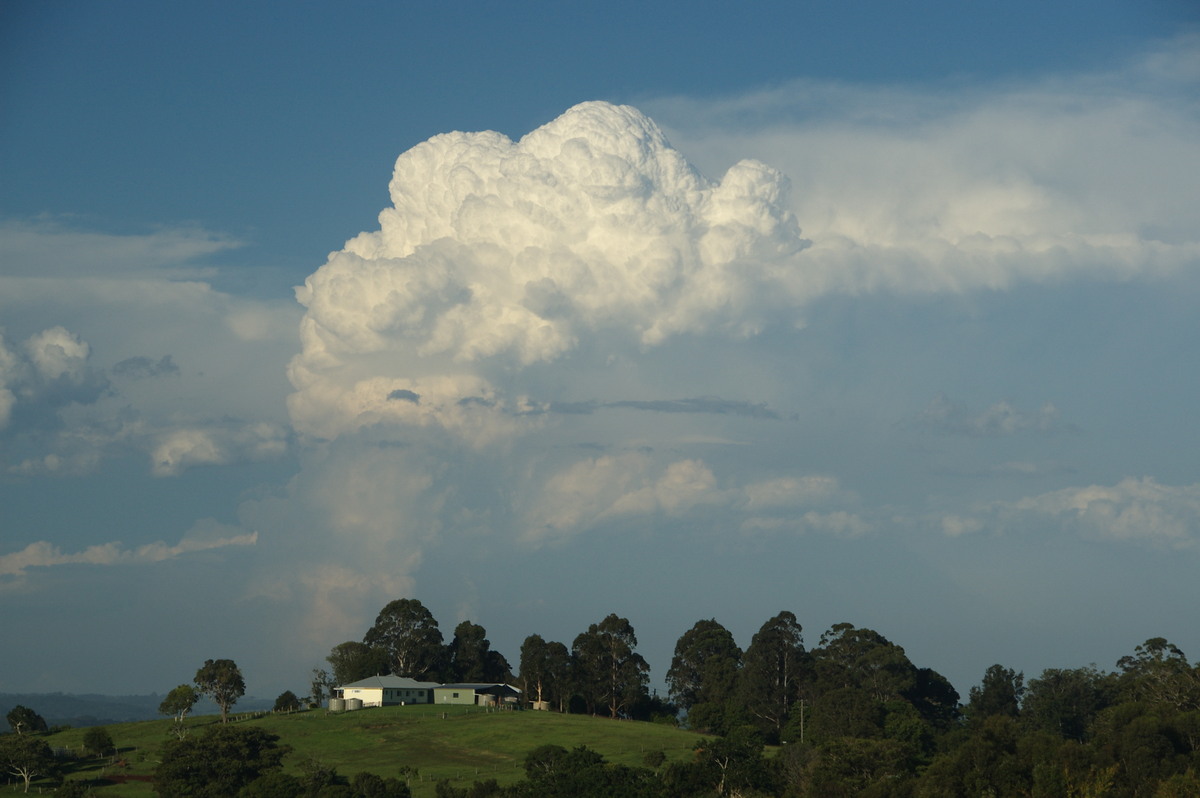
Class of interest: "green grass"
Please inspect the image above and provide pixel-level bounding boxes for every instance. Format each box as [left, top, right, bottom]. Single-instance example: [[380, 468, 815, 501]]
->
[[34, 706, 708, 796]]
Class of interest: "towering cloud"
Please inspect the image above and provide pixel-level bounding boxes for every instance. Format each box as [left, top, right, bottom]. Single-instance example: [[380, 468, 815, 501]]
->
[[289, 102, 808, 441]]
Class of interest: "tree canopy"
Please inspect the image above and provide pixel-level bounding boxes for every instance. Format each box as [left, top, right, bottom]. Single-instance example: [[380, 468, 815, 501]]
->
[[4, 705, 47, 736], [194, 658, 246, 724], [363, 598, 446, 680], [155, 725, 288, 797], [571, 613, 650, 719]]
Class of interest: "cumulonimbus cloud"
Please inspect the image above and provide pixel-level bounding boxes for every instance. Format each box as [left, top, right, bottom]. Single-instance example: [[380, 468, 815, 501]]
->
[[288, 101, 810, 441]]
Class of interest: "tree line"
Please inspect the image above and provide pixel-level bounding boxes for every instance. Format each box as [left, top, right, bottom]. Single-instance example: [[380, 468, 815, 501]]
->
[[311, 598, 1200, 795], [8, 597, 1200, 795]]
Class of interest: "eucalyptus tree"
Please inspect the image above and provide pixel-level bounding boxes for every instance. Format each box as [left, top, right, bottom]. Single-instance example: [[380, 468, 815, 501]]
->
[[363, 598, 447, 680], [194, 658, 246, 724], [326, 640, 390, 685], [448, 620, 510, 683], [0, 734, 55, 794], [572, 613, 650, 718], [738, 611, 806, 741], [667, 618, 742, 733]]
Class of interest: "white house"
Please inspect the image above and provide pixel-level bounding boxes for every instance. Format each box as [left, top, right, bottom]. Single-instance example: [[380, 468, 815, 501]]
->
[[333, 675, 440, 707]]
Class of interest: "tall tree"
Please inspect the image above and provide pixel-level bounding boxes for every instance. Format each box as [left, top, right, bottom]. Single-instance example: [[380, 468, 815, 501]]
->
[[447, 620, 510, 683], [572, 613, 650, 719], [738, 611, 806, 741], [519, 634, 570, 710], [667, 618, 743, 734], [668, 618, 743, 709], [363, 598, 446, 680], [814, 623, 916, 703], [326, 641, 390, 685], [520, 634, 552, 706], [1117, 637, 1200, 710], [194, 658, 246, 724]]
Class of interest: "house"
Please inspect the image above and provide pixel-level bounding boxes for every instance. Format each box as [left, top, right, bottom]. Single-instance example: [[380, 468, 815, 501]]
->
[[434, 683, 522, 707], [333, 675, 441, 707]]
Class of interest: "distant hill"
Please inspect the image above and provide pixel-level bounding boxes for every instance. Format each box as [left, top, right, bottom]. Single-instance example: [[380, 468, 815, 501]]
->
[[0, 692, 273, 728]]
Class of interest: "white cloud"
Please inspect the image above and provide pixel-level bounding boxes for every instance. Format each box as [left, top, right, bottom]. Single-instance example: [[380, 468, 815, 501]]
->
[[150, 422, 289, 477], [649, 36, 1200, 293], [289, 101, 811, 441], [0, 221, 299, 477], [1012, 476, 1200, 547], [24, 326, 90, 382], [0, 325, 107, 430], [0, 529, 257, 578], [0, 217, 239, 278]]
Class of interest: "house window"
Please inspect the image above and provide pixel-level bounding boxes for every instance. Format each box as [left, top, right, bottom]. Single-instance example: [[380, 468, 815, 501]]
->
[[452, 692, 459, 698]]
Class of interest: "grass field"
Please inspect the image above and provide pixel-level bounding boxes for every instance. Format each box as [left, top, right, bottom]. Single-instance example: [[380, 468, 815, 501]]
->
[[31, 705, 709, 796]]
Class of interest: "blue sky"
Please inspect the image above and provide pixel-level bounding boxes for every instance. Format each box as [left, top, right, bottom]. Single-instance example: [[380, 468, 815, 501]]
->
[[2, 1, 1199, 702]]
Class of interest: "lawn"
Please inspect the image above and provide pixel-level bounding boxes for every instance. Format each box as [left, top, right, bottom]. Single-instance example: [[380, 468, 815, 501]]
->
[[34, 706, 708, 796]]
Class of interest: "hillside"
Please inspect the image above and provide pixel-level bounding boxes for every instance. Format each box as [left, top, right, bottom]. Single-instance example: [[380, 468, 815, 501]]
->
[[32, 704, 707, 796]]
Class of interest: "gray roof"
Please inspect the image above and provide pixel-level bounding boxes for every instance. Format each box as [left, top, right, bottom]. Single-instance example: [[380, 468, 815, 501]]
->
[[338, 675, 440, 690]]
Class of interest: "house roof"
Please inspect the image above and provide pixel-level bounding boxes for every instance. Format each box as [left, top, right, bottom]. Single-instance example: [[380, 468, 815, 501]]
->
[[338, 675, 441, 690], [437, 683, 522, 693]]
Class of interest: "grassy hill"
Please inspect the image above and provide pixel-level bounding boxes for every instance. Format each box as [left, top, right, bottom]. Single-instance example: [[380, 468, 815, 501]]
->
[[37, 705, 708, 796]]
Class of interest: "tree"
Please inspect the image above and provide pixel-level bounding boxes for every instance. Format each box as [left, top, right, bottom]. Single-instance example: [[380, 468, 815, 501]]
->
[[447, 621, 510, 683], [363, 598, 447, 680], [519, 635, 572, 712], [967, 664, 1025, 723], [571, 613, 650, 718], [738, 611, 806, 741], [692, 725, 776, 796], [0, 734, 55, 793], [516, 744, 657, 797], [667, 618, 742, 733], [159, 684, 200, 723], [155, 725, 289, 797], [1022, 665, 1114, 741], [519, 634, 552, 707], [813, 623, 915, 703], [1117, 637, 1200, 710], [194, 658, 246, 724], [273, 690, 301, 712], [5, 705, 47, 736], [310, 668, 334, 707], [352, 770, 413, 798], [83, 726, 115, 758], [327, 641, 391, 686]]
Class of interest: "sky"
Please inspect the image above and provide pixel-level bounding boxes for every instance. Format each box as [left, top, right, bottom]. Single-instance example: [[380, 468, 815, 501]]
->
[[2, 1, 1199, 703]]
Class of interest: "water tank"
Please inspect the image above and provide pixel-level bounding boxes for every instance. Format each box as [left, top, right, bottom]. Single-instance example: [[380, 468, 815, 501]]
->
[[347, 698, 363, 711], [328, 698, 346, 712]]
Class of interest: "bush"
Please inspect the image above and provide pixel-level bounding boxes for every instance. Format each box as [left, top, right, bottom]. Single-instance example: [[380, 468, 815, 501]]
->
[[273, 690, 302, 712]]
